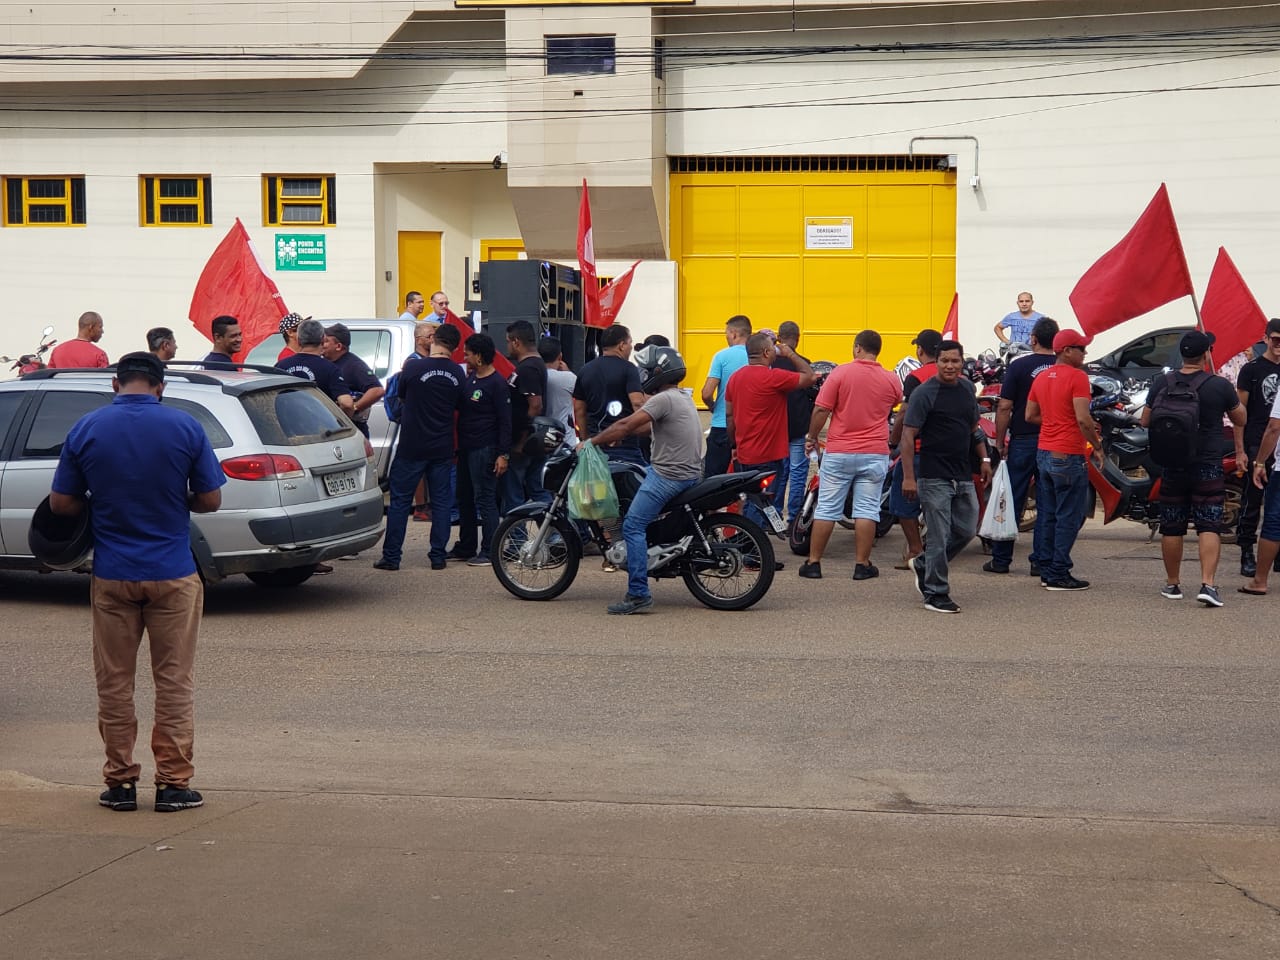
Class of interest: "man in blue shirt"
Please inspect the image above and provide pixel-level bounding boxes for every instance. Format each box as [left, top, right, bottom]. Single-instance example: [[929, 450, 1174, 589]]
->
[[276, 320, 355, 416], [699, 314, 752, 476], [993, 292, 1045, 346], [50, 352, 225, 813]]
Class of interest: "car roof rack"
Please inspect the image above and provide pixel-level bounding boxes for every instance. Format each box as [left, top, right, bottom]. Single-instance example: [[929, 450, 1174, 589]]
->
[[18, 364, 295, 391]]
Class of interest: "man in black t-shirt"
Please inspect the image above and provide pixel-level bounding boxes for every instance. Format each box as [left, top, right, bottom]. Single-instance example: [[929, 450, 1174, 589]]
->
[[502, 320, 550, 512], [900, 341, 992, 614], [322, 323, 385, 439], [988, 316, 1058, 575], [1141, 330, 1246, 606], [1234, 318, 1280, 575], [276, 320, 355, 416], [769, 321, 813, 521], [573, 323, 646, 465], [451, 333, 513, 565], [375, 324, 464, 572]]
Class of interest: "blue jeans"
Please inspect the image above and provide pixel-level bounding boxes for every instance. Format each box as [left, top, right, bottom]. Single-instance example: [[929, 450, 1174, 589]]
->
[[622, 467, 699, 599], [918, 477, 979, 601], [1035, 450, 1089, 583], [501, 450, 549, 513], [383, 454, 453, 565], [455, 446, 501, 558], [990, 435, 1041, 568], [773, 437, 809, 522]]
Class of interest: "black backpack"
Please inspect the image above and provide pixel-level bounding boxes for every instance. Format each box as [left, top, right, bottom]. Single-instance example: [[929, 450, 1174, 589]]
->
[[1148, 371, 1207, 468]]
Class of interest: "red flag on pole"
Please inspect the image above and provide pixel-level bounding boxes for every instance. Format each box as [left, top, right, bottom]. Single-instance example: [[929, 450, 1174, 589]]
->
[[940, 293, 959, 340], [188, 218, 288, 362], [1200, 247, 1266, 363], [1068, 183, 1194, 336], [444, 309, 514, 380], [577, 179, 603, 328], [599, 261, 640, 326]]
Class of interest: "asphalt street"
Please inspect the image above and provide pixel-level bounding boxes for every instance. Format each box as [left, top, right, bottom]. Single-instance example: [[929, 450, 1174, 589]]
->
[[2, 518, 1278, 958]]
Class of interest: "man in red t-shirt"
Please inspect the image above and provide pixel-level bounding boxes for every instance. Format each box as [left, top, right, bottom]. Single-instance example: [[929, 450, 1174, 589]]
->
[[726, 332, 817, 529], [48, 311, 109, 369], [1025, 329, 1103, 592]]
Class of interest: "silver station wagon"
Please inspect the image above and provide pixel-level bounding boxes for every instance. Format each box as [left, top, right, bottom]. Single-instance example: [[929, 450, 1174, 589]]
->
[[0, 366, 385, 587]]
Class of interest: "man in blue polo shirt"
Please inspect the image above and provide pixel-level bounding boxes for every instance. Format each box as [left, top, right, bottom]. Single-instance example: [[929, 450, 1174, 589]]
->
[[699, 314, 751, 476], [50, 352, 225, 813]]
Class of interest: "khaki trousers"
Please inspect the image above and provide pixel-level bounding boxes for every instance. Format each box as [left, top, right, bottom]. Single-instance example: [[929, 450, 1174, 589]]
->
[[90, 574, 203, 788]]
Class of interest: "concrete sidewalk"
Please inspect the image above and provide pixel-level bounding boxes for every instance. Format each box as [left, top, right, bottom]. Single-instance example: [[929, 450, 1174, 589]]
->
[[4, 774, 1278, 960]]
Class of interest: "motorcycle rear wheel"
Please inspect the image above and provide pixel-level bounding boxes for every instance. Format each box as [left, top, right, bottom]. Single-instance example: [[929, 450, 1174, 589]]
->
[[682, 512, 776, 611], [492, 511, 581, 601], [786, 487, 818, 556]]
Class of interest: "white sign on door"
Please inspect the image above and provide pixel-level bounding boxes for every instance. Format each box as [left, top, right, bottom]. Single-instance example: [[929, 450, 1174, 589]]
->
[[804, 217, 854, 250]]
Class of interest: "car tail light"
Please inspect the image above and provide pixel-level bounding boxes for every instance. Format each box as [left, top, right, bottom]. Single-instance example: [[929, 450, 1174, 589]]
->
[[363, 437, 375, 461], [221, 453, 306, 481]]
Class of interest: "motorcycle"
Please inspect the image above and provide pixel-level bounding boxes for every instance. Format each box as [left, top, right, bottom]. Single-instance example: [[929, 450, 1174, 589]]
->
[[2, 325, 57, 376], [1086, 375, 1243, 541], [786, 441, 897, 556], [492, 447, 782, 611]]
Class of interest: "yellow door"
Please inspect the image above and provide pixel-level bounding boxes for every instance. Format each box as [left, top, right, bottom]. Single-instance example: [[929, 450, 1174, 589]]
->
[[670, 159, 956, 389], [481, 238, 525, 261], [397, 231, 442, 303]]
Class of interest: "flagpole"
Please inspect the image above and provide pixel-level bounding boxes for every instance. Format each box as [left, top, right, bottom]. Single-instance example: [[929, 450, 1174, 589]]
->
[[1187, 288, 1214, 371]]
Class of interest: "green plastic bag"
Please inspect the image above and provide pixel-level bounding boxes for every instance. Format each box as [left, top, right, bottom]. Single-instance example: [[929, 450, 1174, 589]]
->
[[568, 442, 620, 520]]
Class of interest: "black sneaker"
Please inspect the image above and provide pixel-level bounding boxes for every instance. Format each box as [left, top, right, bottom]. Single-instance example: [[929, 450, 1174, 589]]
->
[[1240, 546, 1257, 579], [445, 546, 473, 562], [607, 594, 654, 615], [852, 562, 878, 581], [1029, 561, 1041, 577], [924, 595, 960, 614], [372, 558, 399, 571], [430, 561, 447, 571], [982, 560, 1009, 574], [1196, 583, 1224, 608], [798, 561, 823, 579], [911, 554, 926, 598], [99, 780, 137, 811], [155, 785, 204, 812], [1045, 576, 1090, 591]]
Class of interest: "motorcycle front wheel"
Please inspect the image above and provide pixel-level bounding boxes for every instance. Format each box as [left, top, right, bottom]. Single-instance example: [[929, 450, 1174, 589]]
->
[[682, 512, 776, 611], [492, 511, 581, 601]]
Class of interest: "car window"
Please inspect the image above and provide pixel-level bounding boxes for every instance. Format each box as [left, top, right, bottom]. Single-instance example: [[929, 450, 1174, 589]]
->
[[349, 329, 393, 379], [244, 338, 283, 369], [164, 397, 234, 449], [0, 391, 28, 455], [239, 385, 354, 446], [22, 390, 113, 458]]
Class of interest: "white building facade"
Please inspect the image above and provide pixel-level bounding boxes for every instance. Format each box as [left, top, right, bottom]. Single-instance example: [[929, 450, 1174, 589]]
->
[[2, 0, 1277, 374]]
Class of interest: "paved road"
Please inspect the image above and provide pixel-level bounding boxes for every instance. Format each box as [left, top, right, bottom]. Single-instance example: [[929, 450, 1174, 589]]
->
[[2, 519, 1278, 958]]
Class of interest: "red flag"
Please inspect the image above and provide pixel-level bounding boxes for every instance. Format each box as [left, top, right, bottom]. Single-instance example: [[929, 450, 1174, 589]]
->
[[188, 218, 288, 361], [1069, 183, 1194, 336], [444, 309, 514, 380], [577, 179, 603, 328], [941, 293, 959, 340], [599, 261, 640, 326], [1201, 247, 1266, 363]]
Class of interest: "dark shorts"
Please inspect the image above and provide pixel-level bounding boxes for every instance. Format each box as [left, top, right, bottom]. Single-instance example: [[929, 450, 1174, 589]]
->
[[1158, 460, 1225, 537]]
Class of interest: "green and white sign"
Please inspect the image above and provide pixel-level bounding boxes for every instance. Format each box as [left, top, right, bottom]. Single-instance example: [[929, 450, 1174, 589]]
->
[[275, 234, 327, 271]]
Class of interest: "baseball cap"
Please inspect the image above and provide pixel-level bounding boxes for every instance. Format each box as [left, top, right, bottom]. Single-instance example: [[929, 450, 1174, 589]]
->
[[1178, 329, 1216, 358], [1052, 329, 1092, 353], [115, 351, 165, 382], [911, 329, 943, 353], [1265, 318, 1280, 336], [325, 322, 351, 349], [279, 312, 305, 335]]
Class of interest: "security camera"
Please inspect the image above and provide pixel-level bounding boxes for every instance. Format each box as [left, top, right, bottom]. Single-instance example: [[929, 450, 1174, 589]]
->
[[936, 154, 958, 172], [493, 151, 508, 169]]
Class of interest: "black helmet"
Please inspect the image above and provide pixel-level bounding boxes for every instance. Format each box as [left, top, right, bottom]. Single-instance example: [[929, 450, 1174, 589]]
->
[[523, 415, 567, 457], [28, 495, 93, 571], [633, 344, 687, 394]]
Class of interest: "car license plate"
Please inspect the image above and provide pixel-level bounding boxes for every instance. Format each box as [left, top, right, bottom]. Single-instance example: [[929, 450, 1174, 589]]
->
[[762, 503, 786, 533], [323, 469, 360, 496]]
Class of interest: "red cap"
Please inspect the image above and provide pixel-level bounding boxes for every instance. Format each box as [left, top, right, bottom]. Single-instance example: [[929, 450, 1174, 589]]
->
[[1052, 329, 1092, 353]]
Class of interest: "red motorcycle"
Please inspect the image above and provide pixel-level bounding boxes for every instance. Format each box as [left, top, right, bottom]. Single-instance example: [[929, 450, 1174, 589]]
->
[[1, 325, 57, 376]]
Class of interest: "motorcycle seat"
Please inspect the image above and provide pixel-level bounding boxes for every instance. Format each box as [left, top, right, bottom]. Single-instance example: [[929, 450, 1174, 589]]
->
[[1120, 427, 1148, 446], [663, 470, 768, 511]]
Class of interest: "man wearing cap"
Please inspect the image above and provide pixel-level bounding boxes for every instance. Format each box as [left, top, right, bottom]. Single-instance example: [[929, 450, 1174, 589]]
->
[[49, 352, 225, 813], [1024, 328, 1102, 592], [322, 322, 385, 439], [1141, 330, 1246, 606], [887, 329, 942, 568], [400, 291, 426, 323], [1234, 317, 1280, 576], [201, 315, 242, 369], [276, 320, 355, 415], [986, 316, 1059, 576], [993, 292, 1045, 346], [277, 312, 305, 362]]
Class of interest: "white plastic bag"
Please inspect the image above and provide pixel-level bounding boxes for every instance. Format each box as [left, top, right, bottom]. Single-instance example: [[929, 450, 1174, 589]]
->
[[977, 460, 1018, 541]]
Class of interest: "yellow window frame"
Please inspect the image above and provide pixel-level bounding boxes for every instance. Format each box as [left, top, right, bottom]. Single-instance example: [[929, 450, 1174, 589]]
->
[[139, 175, 210, 227], [2, 175, 85, 227], [262, 174, 335, 227]]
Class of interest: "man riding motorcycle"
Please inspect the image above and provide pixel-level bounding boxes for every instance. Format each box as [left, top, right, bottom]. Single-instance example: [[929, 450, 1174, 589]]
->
[[585, 345, 704, 616]]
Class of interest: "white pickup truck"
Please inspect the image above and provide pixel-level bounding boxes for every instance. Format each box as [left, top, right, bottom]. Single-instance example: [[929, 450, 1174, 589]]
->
[[247, 318, 421, 487]]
